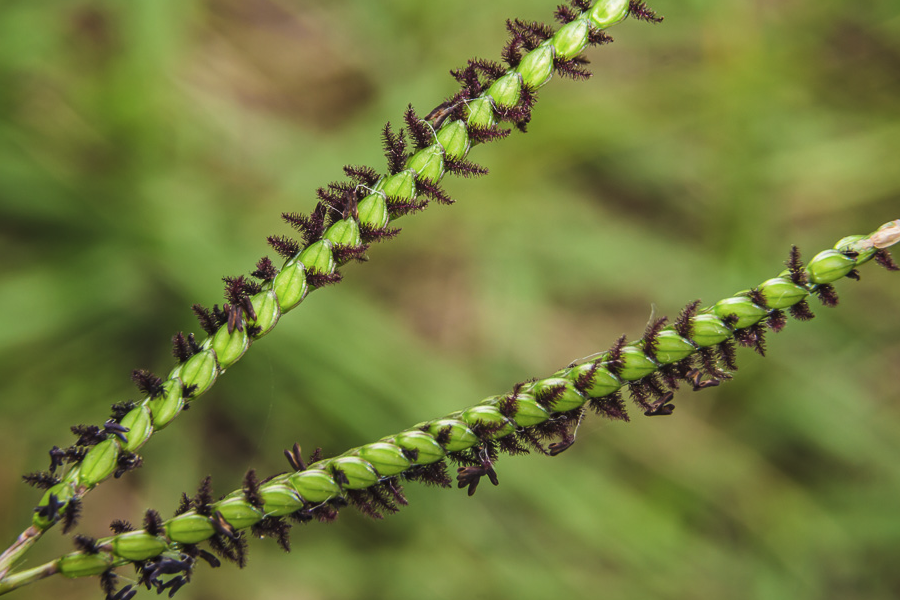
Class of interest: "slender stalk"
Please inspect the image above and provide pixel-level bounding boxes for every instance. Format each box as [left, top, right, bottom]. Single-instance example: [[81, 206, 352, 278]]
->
[[0, 527, 42, 581], [3, 220, 894, 597], [10, 0, 648, 565]]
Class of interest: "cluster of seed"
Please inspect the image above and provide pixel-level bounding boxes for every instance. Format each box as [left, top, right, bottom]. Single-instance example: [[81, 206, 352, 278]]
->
[[44, 227, 898, 598], [21, 0, 659, 543]]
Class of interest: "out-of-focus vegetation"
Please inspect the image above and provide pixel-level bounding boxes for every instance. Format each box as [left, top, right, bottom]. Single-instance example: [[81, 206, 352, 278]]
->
[[1, 0, 899, 598]]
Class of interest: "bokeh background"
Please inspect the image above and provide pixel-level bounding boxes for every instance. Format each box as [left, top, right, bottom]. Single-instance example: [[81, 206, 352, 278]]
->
[[1, 0, 900, 599]]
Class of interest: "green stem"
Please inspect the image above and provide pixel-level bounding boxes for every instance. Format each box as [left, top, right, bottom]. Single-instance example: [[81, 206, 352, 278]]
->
[[0, 527, 42, 582], [6, 219, 894, 596]]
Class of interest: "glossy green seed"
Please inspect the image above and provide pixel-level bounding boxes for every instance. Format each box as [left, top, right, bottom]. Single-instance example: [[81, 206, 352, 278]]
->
[[378, 169, 416, 201], [178, 349, 218, 397], [260, 484, 305, 517], [435, 120, 470, 160], [272, 260, 308, 311], [589, 0, 630, 29], [690, 314, 732, 347], [33, 482, 76, 530], [407, 145, 445, 182], [147, 379, 184, 428], [212, 324, 249, 369], [466, 96, 496, 129], [392, 431, 445, 465], [119, 405, 152, 452], [713, 297, 768, 329], [166, 513, 215, 545], [516, 44, 554, 88], [461, 405, 515, 438], [552, 19, 589, 59], [427, 419, 479, 452], [298, 240, 336, 275], [357, 442, 411, 477], [526, 378, 585, 412], [618, 346, 658, 382], [213, 498, 264, 529], [486, 72, 522, 108], [834, 235, 877, 264], [249, 289, 280, 338], [357, 193, 389, 229], [331, 457, 379, 490], [289, 470, 341, 503], [78, 439, 119, 487], [58, 551, 113, 578], [758, 277, 809, 309], [110, 531, 167, 562], [324, 218, 362, 247], [807, 249, 856, 283], [651, 330, 696, 364]]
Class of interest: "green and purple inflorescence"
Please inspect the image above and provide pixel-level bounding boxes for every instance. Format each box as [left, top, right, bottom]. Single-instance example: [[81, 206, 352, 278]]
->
[[20, 0, 660, 547], [38, 223, 900, 599]]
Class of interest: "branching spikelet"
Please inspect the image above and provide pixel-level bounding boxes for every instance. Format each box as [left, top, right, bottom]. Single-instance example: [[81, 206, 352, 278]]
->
[[109, 520, 134, 534], [250, 256, 277, 281], [874, 249, 899, 271], [641, 317, 668, 361], [22, 472, 61, 490], [266, 235, 302, 260], [605, 335, 627, 376], [242, 470, 264, 509], [143, 510, 164, 537], [814, 283, 840, 307]]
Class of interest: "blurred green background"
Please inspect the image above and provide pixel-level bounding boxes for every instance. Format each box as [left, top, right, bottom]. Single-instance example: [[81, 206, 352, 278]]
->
[[1, 0, 899, 599]]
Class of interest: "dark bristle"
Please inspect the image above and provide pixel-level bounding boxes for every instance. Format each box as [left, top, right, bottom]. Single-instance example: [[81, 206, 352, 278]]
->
[[73, 534, 99, 554], [444, 156, 489, 178], [306, 270, 343, 288], [416, 178, 455, 205], [814, 283, 840, 307], [605, 335, 627, 376], [174, 493, 192, 517], [192, 303, 221, 336], [251, 517, 292, 552], [266, 235, 301, 260], [403, 105, 433, 150], [404, 461, 451, 488], [61, 497, 82, 534], [343, 164, 379, 188], [554, 56, 592, 80], [99, 570, 118, 596], [192, 476, 215, 516], [71, 424, 105, 447], [733, 323, 767, 357], [874, 249, 899, 271], [641, 317, 668, 361], [207, 530, 249, 568], [467, 124, 512, 144], [22, 471, 61, 490], [171, 332, 196, 363], [109, 401, 137, 423], [131, 369, 165, 399], [114, 451, 142, 478], [554, 5, 579, 24], [535, 383, 566, 409], [109, 519, 134, 534], [572, 362, 599, 395], [242, 470, 264, 509], [587, 28, 614, 46], [250, 256, 278, 282], [360, 223, 401, 243], [332, 244, 370, 265], [223, 275, 261, 306], [570, 0, 591, 10], [787, 246, 807, 285], [696, 346, 726, 379], [674, 300, 701, 338], [717, 339, 738, 371], [748, 289, 768, 308], [143, 509, 164, 537], [766, 309, 787, 333], [628, 0, 664, 22], [382, 122, 408, 175], [788, 299, 816, 321]]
